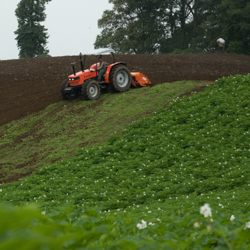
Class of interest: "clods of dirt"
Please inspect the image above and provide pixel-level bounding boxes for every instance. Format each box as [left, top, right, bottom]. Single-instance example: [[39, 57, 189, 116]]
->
[[0, 53, 249, 126]]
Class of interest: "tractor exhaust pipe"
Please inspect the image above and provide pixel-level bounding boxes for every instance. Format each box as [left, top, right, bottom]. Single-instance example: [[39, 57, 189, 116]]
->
[[111, 52, 115, 63], [79, 53, 84, 72], [71, 62, 76, 75]]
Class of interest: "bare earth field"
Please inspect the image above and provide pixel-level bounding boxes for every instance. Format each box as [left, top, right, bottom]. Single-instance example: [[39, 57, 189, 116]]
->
[[0, 53, 250, 126]]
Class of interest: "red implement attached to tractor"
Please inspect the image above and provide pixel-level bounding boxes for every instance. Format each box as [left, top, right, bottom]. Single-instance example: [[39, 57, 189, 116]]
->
[[131, 72, 151, 87], [61, 49, 151, 100]]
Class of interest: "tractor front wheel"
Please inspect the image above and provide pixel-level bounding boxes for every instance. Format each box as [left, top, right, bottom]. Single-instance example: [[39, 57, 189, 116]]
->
[[81, 79, 101, 100], [109, 65, 131, 92], [61, 79, 78, 100]]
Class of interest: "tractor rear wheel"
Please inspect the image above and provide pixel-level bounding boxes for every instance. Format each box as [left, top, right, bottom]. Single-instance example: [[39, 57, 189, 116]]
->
[[109, 65, 131, 92], [61, 79, 78, 100], [81, 79, 101, 100]]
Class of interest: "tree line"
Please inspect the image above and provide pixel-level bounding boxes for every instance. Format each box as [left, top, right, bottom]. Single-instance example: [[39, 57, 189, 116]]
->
[[15, 0, 250, 58], [95, 0, 250, 55]]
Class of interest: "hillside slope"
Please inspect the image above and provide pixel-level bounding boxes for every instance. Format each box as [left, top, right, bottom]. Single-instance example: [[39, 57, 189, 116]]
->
[[1, 74, 250, 249], [3, 74, 250, 211], [0, 80, 210, 183], [0, 53, 250, 125]]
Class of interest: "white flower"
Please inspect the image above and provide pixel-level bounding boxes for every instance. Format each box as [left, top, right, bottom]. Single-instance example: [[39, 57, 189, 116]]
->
[[200, 203, 212, 217], [148, 222, 155, 226], [244, 222, 250, 230], [230, 215, 235, 221], [137, 220, 147, 229], [0, 189, 2, 192], [41, 211, 45, 215], [194, 222, 200, 228]]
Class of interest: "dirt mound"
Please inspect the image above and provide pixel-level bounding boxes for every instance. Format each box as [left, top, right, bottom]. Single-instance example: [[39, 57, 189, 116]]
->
[[0, 53, 249, 126]]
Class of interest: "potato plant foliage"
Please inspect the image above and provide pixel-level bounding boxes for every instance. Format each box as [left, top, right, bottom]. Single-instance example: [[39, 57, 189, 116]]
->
[[1, 74, 250, 249]]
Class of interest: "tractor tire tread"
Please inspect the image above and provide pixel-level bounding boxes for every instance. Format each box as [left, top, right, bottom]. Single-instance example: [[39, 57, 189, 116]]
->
[[109, 65, 131, 92], [81, 79, 101, 100]]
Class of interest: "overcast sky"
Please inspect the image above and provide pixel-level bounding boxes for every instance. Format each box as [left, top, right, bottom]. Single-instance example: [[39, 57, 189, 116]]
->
[[0, 0, 113, 61]]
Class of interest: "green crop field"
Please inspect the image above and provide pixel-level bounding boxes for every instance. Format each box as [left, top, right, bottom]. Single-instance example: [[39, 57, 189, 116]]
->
[[0, 80, 206, 184], [1, 75, 250, 249]]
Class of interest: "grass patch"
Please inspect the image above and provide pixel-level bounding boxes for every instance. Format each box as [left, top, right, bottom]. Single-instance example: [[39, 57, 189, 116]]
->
[[0, 80, 210, 183]]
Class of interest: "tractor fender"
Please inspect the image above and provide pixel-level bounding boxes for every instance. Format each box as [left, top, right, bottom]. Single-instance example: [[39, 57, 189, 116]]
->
[[105, 62, 127, 83]]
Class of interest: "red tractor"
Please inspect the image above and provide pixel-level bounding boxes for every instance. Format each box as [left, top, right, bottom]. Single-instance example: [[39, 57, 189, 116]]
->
[[61, 49, 151, 100]]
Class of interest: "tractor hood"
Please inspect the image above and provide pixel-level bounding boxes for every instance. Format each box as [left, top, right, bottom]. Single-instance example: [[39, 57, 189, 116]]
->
[[68, 71, 82, 79]]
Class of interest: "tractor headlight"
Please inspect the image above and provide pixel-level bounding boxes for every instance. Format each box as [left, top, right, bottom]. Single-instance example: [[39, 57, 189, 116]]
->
[[69, 77, 80, 81]]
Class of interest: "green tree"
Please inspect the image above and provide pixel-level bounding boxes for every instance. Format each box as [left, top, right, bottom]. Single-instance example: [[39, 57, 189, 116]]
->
[[187, 0, 222, 52], [217, 0, 250, 54], [15, 0, 51, 58], [95, 0, 220, 53], [196, 0, 250, 54], [170, 0, 224, 52], [172, 0, 194, 49], [95, 0, 169, 54], [96, 0, 250, 55]]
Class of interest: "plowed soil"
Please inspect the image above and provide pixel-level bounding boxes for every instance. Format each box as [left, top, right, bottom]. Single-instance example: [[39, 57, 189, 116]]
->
[[0, 53, 250, 126]]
